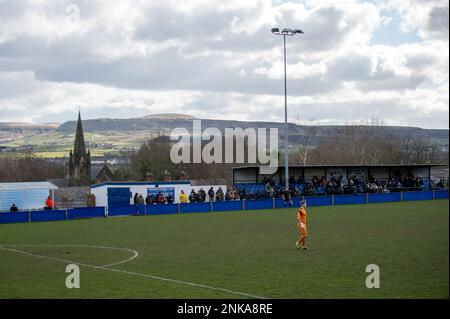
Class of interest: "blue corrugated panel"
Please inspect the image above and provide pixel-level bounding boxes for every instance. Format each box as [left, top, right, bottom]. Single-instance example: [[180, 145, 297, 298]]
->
[[368, 193, 401, 203], [68, 207, 105, 220], [213, 200, 243, 212], [180, 202, 211, 213], [334, 194, 367, 205], [244, 199, 273, 210], [31, 210, 67, 222], [147, 204, 178, 215], [108, 205, 137, 216], [303, 196, 332, 207], [403, 191, 433, 201], [275, 198, 300, 208], [0, 212, 29, 224], [435, 190, 449, 199]]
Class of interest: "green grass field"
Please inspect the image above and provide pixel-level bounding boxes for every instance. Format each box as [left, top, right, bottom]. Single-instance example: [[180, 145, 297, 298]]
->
[[0, 200, 448, 299]]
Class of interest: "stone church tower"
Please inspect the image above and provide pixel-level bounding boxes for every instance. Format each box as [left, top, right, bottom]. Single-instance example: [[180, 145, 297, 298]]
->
[[69, 112, 91, 186]]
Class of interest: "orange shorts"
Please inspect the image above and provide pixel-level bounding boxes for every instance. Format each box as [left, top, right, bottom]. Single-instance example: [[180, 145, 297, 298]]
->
[[297, 223, 308, 236]]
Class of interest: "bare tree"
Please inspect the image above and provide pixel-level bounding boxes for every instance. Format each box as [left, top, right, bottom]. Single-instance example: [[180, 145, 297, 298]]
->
[[293, 119, 319, 166], [0, 154, 66, 182]]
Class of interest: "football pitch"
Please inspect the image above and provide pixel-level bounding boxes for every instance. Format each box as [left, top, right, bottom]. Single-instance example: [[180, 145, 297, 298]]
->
[[0, 200, 448, 299]]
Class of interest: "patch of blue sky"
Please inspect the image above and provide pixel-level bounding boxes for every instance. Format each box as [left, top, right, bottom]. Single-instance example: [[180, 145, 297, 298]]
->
[[371, 10, 422, 45]]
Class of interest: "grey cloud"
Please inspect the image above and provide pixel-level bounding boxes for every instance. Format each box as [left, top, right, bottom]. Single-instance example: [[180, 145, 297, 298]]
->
[[426, 5, 449, 36], [0, 1, 381, 96], [286, 6, 348, 52], [327, 53, 374, 80], [356, 75, 427, 91], [32, 45, 341, 96]]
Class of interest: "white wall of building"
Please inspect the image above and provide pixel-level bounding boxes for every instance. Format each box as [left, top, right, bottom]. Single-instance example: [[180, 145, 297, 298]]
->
[[91, 182, 228, 207]]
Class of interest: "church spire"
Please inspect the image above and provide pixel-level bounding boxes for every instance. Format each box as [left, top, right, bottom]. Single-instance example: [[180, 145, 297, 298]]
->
[[69, 110, 91, 186], [73, 111, 87, 161]]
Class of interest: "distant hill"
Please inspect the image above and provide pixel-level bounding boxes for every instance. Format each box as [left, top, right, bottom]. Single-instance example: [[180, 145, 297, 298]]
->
[[0, 122, 60, 145], [0, 122, 58, 134], [0, 114, 448, 157], [56, 114, 449, 147], [141, 114, 198, 120]]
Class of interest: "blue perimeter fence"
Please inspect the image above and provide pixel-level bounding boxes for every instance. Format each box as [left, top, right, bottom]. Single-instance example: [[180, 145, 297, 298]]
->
[[0, 190, 448, 225]]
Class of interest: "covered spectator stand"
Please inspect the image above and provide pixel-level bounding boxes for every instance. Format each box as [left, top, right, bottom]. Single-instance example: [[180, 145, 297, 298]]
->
[[0, 181, 58, 212]]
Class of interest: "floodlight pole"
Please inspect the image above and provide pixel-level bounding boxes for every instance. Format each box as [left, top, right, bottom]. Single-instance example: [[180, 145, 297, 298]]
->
[[271, 28, 303, 190], [283, 34, 289, 191]]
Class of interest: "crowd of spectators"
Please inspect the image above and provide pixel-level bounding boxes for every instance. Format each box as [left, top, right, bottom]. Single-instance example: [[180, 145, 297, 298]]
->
[[130, 174, 447, 205], [133, 191, 174, 205], [232, 174, 448, 201], [132, 187, 226, 205]]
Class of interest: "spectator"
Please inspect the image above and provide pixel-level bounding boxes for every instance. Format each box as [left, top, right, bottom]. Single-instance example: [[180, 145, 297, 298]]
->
[[208, 187, 215, 202], [189, 189, 198, 203], [283, 189, 293, 207], [145, 194, 152, 205], [133, 193, 139, 205], [138, 194, 145, 205], [229, 187, 236, 200], [156, 192, 165, 204], [216, 187, 224, 201], [179, 190, 188, 203], [10, 204, 19, 212], [156, 192, 166, 205], [44, 195, 53, 210], [198, 188, 206, 202], [166, 193, 174, 205]]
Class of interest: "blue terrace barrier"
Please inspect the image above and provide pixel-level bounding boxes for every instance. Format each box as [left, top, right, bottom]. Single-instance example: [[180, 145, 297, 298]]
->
[[245, 199, 273, 210], [0, 189, 448, 225], [368, 193, 401, 203], [334, 194, 367, 205], [274, 198, 285, 209], [68, 207, 105, 220], [403, 191, 433, 201], [108, 205, 137, 216], [0, 212, 29, 224], [146, 204, 178, 215], [435, 190, 449, 199], [213, 200, 243, 212], [136, 204, 146, 215], [274, 197, 302, 208], [31, 210, 67, 222], [304, 195, 332, 207], [180, 202, 211, 213]]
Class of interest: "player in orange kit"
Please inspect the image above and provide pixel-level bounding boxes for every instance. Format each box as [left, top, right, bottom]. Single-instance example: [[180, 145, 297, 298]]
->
[[296, 200, 309, 250]]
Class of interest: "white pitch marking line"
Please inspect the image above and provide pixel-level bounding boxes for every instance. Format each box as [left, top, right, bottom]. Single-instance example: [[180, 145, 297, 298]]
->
[[0, 244, 139, 268], [0, 246, 267, 299]]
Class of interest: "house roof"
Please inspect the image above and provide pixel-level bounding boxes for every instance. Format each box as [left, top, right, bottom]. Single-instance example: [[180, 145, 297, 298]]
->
[[0, 181, 59, 191], [90, 180, 192, 189]]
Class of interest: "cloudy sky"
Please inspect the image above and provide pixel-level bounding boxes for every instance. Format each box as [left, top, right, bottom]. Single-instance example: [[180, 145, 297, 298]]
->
[[0, 0, 448, 128]]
